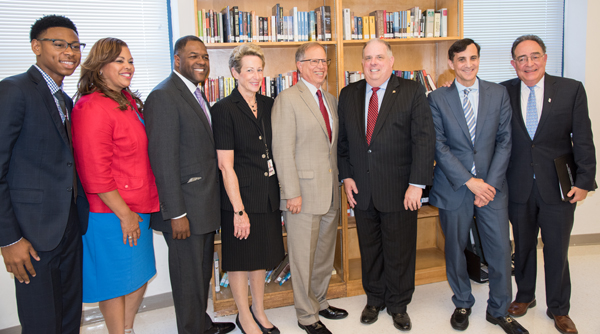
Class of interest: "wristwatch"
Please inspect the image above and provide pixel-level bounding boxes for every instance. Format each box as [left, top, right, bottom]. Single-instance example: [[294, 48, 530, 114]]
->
[[236, 210, 244, 216]]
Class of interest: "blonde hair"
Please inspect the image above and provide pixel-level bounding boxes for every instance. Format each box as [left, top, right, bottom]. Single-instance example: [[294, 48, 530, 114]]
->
[[229, 43, 265, 74]]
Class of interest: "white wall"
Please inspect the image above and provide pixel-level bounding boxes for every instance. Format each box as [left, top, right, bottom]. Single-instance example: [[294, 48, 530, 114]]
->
[[569, 0, 600, 235]]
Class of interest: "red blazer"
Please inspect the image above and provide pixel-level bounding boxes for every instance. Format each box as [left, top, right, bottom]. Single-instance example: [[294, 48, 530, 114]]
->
[[72, 90, 159, 214]]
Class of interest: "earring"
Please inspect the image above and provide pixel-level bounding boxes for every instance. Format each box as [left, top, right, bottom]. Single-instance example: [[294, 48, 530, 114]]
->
[[99, 71, 103, 75]]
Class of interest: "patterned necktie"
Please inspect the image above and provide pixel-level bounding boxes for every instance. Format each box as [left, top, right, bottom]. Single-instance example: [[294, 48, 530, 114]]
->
[[366, 87, 380, 145], [462, 88, 476, 175], [316, 90, 332, 143], [193, 87, 212, 129], [53, 90, 78, 201], [526, 85, 538, 139]]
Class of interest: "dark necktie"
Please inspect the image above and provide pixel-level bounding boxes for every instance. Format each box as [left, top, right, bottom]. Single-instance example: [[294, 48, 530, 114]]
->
[[366, 87, 380, 145], [316, 90, 332, 143], [54, 91, 78, 201]]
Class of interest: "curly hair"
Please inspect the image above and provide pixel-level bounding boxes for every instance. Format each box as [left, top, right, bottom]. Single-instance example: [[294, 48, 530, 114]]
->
[[30, 15, 78, 42], [76, 38, 143, 112]]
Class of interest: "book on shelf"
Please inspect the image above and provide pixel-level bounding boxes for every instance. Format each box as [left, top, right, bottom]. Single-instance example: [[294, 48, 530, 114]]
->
[[439, 8, 448, 37], [276, 262, 291, 282], [342, 6, 449, 41], [220, 272, 228, 287], [267, 254, 289, 283], [213, 252, 221, 292], [279, 271, 291, 285], [344, 69, 436, 95]]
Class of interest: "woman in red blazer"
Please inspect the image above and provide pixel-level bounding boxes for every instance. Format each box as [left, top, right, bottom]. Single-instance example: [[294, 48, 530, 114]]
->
[[72, 38, 159, 334]]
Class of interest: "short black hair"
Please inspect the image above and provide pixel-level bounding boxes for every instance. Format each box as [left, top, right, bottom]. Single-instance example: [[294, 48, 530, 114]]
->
[[448, 38, 480, 61], [511, 35, 546, 59], [30, 15, 78, 42], [174, 35, 204, 55]]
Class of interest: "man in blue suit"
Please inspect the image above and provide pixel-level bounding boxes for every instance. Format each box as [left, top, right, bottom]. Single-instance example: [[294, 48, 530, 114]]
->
[[0, 15, 87, 333], [428, 39, 527, 334]]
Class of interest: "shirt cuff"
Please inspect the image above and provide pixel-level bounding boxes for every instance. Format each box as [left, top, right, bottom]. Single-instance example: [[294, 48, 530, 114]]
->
[[1, 237, 23, 248], [172, 213, 187, 220], [409, 183, 426, 189]]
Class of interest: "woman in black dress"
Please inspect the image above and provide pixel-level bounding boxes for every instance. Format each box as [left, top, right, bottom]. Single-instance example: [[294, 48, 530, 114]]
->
[[212, 43, 285, 334]]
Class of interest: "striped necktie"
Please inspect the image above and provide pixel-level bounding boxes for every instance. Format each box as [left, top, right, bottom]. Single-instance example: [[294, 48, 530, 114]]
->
[[462, 88, 476, 175]]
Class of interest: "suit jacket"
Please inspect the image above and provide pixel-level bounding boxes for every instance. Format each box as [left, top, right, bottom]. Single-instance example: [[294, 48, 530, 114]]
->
[[271, 80, 340, 215], [72, 90, 159, 214], [338, 74, 435, 212], [0, 66, 88, 251], [211, 88, 280, 213], [501, 74, 596, 204], [145, 72, 220, 235], [428, 79, 512, 211]]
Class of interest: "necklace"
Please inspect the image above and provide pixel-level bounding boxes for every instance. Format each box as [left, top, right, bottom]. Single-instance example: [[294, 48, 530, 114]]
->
[[249, 99, 257, 114]]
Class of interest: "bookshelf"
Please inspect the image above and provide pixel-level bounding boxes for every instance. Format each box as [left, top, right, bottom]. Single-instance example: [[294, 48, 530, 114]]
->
[[194, 0, 462, 316]]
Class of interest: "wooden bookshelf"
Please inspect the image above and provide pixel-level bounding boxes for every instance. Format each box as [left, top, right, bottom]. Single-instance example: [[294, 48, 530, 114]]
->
[[194, 0, 462, 316]]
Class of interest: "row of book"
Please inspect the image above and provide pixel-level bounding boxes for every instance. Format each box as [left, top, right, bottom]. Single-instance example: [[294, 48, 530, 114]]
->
[[204, 71, 299, 104], [198, 5, 332, 44], [213, 253, 292, 293], [342, 7, 448, 40], [344, 69, 437, 94]]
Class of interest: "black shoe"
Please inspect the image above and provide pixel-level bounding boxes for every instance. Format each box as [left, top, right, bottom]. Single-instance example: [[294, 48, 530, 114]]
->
[[387, 309, 412, 331], [249, 306, 280, 334], [318, 305, 349, 320], [450, 308, 471, 331], [206, 321, 236, 334], [486, 312, 529, 334], [298, 321, 332, 334], [360, 305, 385, 324]]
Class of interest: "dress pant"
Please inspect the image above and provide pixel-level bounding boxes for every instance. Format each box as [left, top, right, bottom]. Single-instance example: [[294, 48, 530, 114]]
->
[[354, 197, 417, 314], [16, 200, 82, 334], [509, 180, 576, 316], [439, 191, 512, 318], [285, 205, 339, 326], [164, 232, 215, 334]]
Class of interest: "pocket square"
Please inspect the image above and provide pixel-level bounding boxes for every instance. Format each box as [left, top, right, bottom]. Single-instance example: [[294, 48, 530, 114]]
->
[[187, 177, 202, 183]]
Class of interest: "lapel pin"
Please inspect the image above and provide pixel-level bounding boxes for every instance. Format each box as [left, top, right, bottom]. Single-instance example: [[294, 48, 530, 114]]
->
[[392, 90, 396, 93], [548, 98, 551, 103]]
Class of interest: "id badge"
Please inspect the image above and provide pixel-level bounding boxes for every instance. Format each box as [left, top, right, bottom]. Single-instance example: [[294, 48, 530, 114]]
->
[[267, 159, 275, 176]]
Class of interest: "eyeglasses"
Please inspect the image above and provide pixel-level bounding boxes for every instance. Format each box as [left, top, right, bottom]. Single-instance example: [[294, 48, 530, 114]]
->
[[299, 58, 331, 66], [37, 38, 86, 53], [514, 53, 544, 65]]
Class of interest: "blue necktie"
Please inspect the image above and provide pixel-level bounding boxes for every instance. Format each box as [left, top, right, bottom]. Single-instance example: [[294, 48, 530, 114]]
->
[[526, 85, 538, 139], [462, 88, 476, 175]]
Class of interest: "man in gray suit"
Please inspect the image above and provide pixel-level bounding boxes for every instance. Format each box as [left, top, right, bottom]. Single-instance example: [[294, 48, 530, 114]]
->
[[272, 42, 347, 334], [144, 36, 234, 334], [428, 39, 527, 334]]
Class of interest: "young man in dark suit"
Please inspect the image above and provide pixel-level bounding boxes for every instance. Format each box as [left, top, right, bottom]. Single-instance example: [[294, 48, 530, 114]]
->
[[501, 35, 596, 334], [428, 38, 528, 334], [144, 35, 234, 334], [337, 38, 435, 331], [0, 15, 88, 334]]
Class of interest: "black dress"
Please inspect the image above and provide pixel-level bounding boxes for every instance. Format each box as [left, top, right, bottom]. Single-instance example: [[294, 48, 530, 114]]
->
[[211, 88, 285, 271]]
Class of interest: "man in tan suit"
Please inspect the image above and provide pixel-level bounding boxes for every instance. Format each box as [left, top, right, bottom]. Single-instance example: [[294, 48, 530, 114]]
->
[[272, 42, 347, 334]]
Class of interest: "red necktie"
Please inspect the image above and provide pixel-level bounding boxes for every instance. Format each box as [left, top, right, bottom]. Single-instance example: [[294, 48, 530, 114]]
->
[[366, 87, 380, 145], [316, 90, 332, 143]]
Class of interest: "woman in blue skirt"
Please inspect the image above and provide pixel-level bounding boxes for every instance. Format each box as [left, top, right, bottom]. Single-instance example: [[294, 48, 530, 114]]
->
[[72, 38, 160, 334]]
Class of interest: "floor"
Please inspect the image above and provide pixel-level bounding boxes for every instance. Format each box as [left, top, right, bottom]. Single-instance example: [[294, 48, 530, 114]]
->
[[81, 245, 600, 334]]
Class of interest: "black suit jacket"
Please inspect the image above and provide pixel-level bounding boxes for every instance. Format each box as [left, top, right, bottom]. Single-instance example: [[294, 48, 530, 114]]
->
[[501, 74, 596, 204], [338, 74, 436, 212], [211, 88, 280, 213], [145, 72, 220, 235], [0, 66, 88, 251]]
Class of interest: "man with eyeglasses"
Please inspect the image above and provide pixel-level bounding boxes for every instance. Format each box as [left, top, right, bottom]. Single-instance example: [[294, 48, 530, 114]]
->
[[501, 35, 596, 334], [338, 38, 435, 331], [0, 15, 89, 333], [272, 42, 347, 334]]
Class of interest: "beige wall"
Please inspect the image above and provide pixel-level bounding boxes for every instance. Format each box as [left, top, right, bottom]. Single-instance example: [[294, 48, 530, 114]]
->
[[572, 0, 600, 235]]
